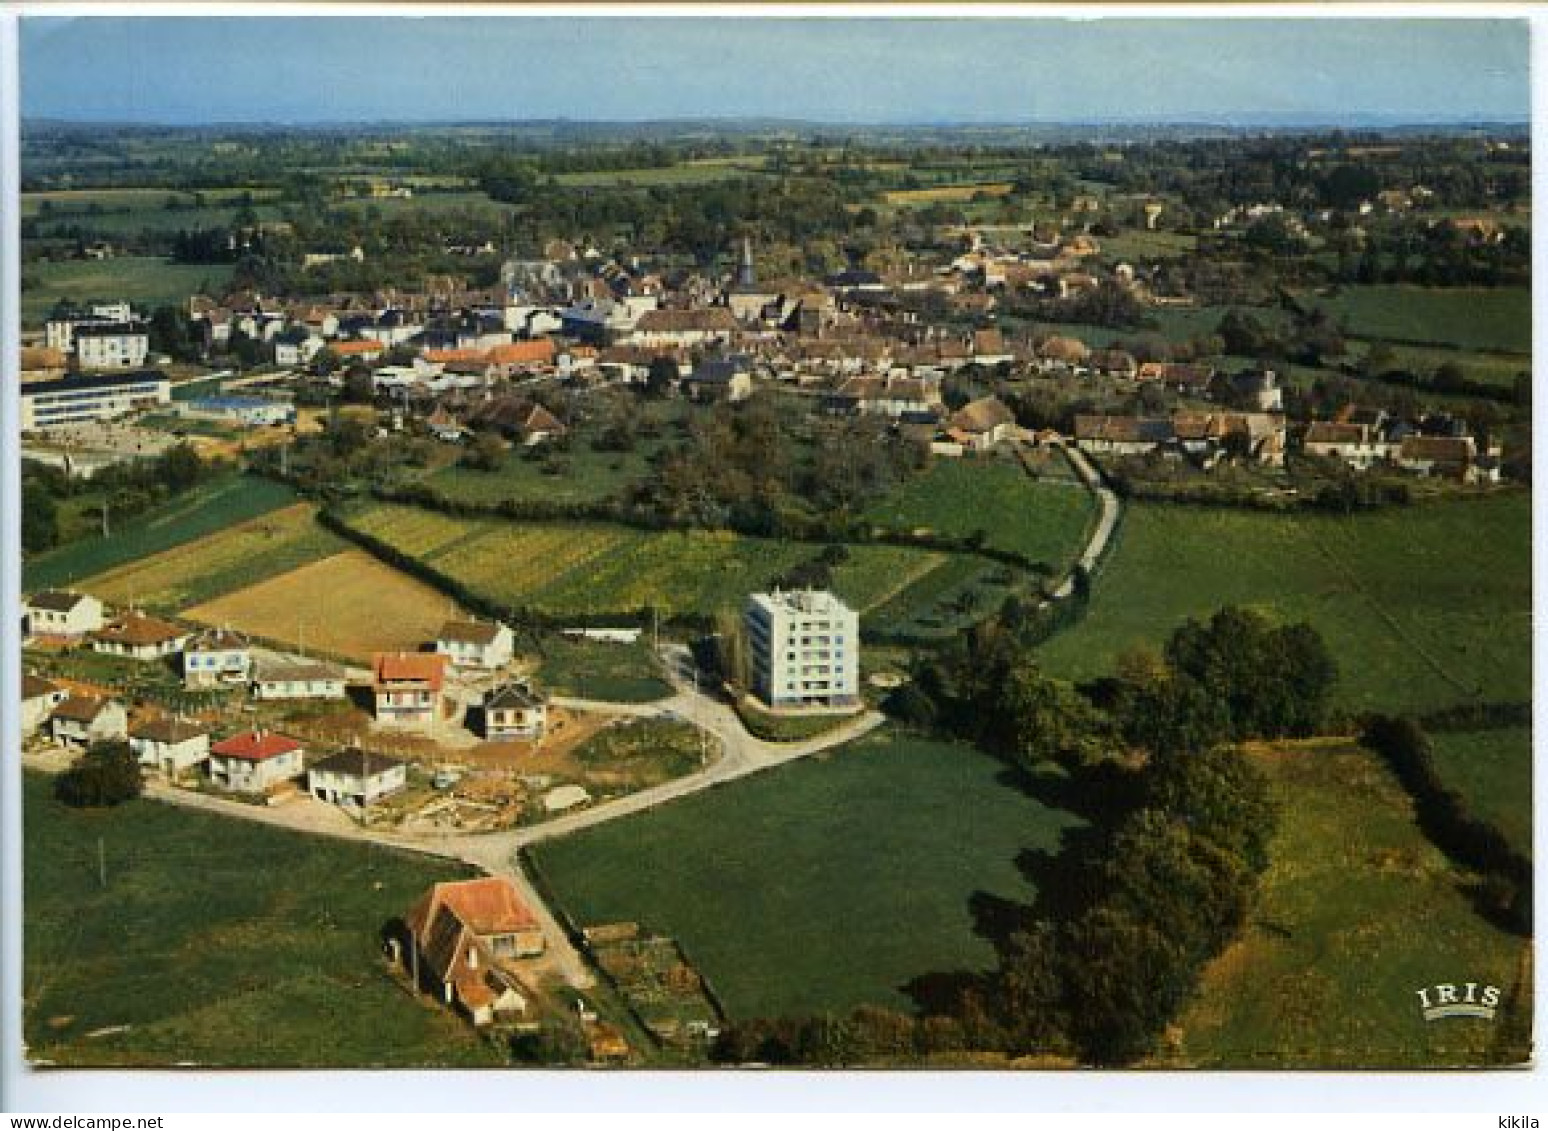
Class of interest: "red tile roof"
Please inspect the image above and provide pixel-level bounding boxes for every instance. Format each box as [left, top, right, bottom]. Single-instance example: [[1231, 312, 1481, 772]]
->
[[406, 877, 541, 939], [373, 652, 448, 690], [210, 730, 303, 761], [487, 339, 556, 365]]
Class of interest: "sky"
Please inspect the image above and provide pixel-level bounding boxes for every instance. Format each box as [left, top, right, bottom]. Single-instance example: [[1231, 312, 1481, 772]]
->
[[19, 15, 1530, 127]]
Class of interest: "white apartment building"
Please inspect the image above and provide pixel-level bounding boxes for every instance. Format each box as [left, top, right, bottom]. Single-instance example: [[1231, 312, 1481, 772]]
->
[[744, 589, 860, 713]]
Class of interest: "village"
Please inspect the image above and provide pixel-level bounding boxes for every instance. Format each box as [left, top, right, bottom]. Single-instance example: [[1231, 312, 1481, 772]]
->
[[14, 99, 1532, 1076]]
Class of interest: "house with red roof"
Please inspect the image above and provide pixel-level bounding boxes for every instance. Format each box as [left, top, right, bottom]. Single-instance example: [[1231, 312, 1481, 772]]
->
[[372, 652, 448, 729], [394, 877, 544, 1027], [208, 730, 305, 793]]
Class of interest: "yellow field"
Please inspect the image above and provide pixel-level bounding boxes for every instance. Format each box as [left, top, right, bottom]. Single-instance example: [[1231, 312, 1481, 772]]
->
[[883, 182, 1014, 204], [183, 549, 469, 662], [79, 503, 344, 611]]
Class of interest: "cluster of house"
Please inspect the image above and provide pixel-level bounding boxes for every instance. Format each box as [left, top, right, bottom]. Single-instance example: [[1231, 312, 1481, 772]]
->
[[22, 590, 553, 790], [1303, 408, 1503, 483], [1073, 411, 1289, 467]]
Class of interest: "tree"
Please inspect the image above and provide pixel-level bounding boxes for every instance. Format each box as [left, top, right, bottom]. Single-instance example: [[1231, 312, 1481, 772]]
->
[[21, 481, 59, 553], [342, 365, 376, 405], [462, 431, 507, 472], [644, 356, 680, 398], [158, 442, 204, 493], [54, 741, 143, 808]]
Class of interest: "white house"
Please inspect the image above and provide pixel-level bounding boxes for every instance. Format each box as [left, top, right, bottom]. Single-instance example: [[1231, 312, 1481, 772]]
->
[[49, 696, 129, 748], [372, 652, 448, 729], [91, 613, 192, 661], [481, 682, 549, 741], [183, 629, 253, 688], [249, 657, 348, 701], [307, 749, 409, 809], [944, 396, 1017, 452], [74, 323, 150, 370], [21, 674, 69, 737], [23, 591, 104, 638], [207, 730, 305, 794], [744, 589, 861, 713], [128, 718, 212, 777], [434, 620, 515, 671]]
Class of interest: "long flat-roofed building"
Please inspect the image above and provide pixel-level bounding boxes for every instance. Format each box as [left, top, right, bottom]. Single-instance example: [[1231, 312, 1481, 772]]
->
[[19, 370, 170, 431], [744, 589, 860, 713]]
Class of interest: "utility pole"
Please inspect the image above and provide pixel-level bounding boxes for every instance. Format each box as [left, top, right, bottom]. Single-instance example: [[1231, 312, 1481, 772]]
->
[[97, 837, 107, 889], [100, 499, 110, 538]]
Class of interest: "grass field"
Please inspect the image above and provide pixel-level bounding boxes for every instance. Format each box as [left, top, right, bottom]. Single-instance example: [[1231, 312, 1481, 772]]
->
[[553, 164, 764, 187], [24, 475, 298, 594], [426, 445, 656, 507], [1097, 229, 1199, 261], [20, 257, 237, 324], [1303, 285, 1531, 354], [22, 772, 501, 1068], [76, 503, 346, 613], [865, 460, 1095, 571], [1036, 494, 1532, 715], [1427, 727, 1533, 859], [184, 549, 468, 662], [533, 637, 673, 703], [336, 503, 964, 624], [1173, 740, 1531, 1068], [530, 730, 1080, 1019]]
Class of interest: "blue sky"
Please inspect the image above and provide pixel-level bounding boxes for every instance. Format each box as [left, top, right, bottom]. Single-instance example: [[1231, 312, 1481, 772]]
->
[[20, 16, 1529, 126]]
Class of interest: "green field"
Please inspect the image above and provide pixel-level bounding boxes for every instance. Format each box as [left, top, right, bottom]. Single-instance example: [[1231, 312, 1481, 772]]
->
[[1037, 494, 1532, 715], [24, 475, 300, 593], [1303, 285, 1531, 354], [427, 445, 657, 507], [1428, 727, 1533, 859], [1174, 741, 1530, 1068], [20, 257, 237, 324], [530, 731, 1080, 1019], [533, 636, 673, 703], [338, 502, 969, 623], [865, 459, 1095, 571], [22, 773, 502, 1068]]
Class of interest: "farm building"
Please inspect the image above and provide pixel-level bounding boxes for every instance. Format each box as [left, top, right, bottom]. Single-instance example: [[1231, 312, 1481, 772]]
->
[[306, 749, 408, 809], [372, 652, 449, 729], [128, 718, 212, 777], [434, 619, 515, 671], [480, 681, 549, 741], [90, 613, 192, 661], [48, 695, 128, 749], [944, 396, 1017, 452], [21, 675, 69, 737], [394, 877, 545, 1027], [208, 730, 305, 794], [23, 590, 105, 639], [183, 628, 253, 688], [249, 657, 348, 701]]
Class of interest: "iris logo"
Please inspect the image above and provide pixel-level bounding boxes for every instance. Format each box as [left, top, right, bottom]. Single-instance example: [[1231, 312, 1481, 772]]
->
[[1415, 981, 1501, 1021]]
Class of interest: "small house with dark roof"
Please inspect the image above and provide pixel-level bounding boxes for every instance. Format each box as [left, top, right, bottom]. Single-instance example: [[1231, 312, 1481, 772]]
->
[[129, 717, 212, 777], [23, 590, 104, 639], [434, 619, 514, 671], [681, 357, 754, 404], [208, 730, 305, 793], [91, 613, 191, 661], [183, 628, 252, 688], [48, 695, 128, 749], [480, 682, 549, 741], [307, 749, 408, 809]]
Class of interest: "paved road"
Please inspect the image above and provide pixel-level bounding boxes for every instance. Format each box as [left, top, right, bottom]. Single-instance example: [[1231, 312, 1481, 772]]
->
[[1049, 442, 1122, 599]]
